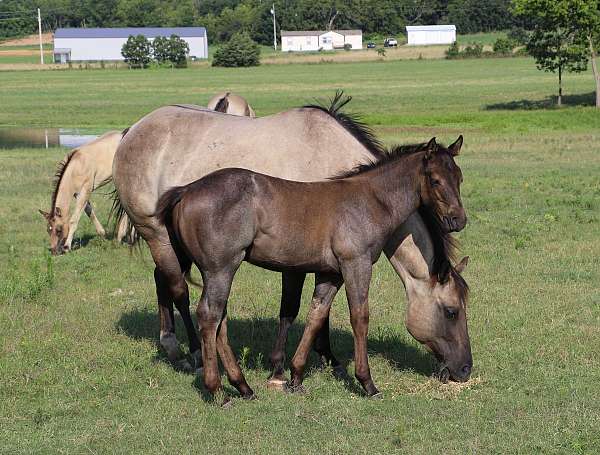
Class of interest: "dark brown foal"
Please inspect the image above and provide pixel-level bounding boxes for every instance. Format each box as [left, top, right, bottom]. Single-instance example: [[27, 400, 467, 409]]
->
[[156, 137, 466, 400]]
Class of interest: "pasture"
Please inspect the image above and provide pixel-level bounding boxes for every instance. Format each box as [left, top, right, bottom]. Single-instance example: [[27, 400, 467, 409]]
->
[[1, 56, 599, 453]]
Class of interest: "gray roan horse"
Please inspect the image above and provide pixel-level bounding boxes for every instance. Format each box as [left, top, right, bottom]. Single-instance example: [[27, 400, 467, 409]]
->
[[155, 138, 466, 400], [112, 94, 471, 395], [206, 92, 256, 117]]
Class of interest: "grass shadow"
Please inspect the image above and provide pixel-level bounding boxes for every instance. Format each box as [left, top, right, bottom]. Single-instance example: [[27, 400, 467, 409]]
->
[[116, 308, 435, 397], [485, 92, 595, 110]]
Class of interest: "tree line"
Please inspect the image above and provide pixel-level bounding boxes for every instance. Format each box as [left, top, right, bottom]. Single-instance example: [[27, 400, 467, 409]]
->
[[0, 0, 522, 41]]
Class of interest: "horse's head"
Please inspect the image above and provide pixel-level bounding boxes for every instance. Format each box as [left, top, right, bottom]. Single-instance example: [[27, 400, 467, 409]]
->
[[421, 136, 466, 232], [39, 207, 69, 255], [404, 256, 472, 382]]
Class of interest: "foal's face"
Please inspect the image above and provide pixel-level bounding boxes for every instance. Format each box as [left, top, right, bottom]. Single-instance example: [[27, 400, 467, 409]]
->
[[39, 208, 69, 255], [422, 136, 466, 232], [405, 257, 472, 382]]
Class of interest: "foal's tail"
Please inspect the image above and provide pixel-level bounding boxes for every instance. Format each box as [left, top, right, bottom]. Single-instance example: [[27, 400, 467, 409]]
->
[[155, 185, 188, 227], [155, 185, 203, 288]]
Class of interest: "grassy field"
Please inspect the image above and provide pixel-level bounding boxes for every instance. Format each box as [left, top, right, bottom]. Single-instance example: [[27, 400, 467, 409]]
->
[[1, 56, 600, 454]]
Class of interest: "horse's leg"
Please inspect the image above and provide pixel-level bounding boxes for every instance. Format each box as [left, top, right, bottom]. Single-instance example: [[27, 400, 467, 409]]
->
[[313, 315, 345, 377], [83, 201, 106, 237], [340, 258, 380, 397], [116, 213, 129, 243], [147, 238, 201, 366], [267, 271, 306, 388], [288, 273, 342, 392], [197, 268, 240, 401], [216, 313, 254, 399], [64, 187, 90, 250]]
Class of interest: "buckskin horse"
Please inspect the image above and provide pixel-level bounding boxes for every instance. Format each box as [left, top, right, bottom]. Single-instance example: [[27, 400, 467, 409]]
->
[[40, 131, 131, 255]]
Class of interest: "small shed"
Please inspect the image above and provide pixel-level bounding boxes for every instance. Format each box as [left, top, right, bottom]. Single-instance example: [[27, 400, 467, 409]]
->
[[53, 27, 208, 62], [281, 30, 362, 52], [405, 25, 456, 46]]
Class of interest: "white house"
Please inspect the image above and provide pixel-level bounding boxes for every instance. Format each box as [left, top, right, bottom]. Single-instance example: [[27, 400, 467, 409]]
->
[[281, 30, 362, 52], [405, 25, 456, 46], [53, 27, 208, 62]]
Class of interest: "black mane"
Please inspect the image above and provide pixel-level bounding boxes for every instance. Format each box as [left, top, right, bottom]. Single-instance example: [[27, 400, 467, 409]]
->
[[50, 150, 78, 212], [303, 90, 386, 160], [329, 142, 434, 179]]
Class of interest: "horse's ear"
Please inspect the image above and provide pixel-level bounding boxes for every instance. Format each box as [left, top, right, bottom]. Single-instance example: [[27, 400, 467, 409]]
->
[[424, 137, 437, 160], [39, 209, 50, 219], [455, 256, 469, 273], [448, 135, 463, 156]]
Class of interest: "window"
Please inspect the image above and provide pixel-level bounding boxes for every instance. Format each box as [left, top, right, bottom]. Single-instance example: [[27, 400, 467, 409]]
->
[[322, 37, 330, 44]]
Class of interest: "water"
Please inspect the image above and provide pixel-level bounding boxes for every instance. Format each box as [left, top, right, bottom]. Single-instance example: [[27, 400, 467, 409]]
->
[[0, 127, 101, 149]]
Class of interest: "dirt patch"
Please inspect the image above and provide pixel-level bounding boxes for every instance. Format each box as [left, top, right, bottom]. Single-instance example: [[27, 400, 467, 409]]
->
[[0, 32, 53, 47], [262, 45, 449, 65], [0, 49, 46, 57]]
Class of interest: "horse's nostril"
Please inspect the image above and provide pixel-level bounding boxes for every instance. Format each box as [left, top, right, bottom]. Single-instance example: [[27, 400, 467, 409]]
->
[[462, 364, 471, 377]]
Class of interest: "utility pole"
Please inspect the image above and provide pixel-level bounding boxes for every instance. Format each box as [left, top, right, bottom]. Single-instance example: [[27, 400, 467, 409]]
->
[[270, 4, 277, 51], [37, 8, 44, 64]]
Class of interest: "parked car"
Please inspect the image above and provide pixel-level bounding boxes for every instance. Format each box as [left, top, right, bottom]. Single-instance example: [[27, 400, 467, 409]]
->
[[384, 37, 398, 47], [366, 42, 376, 49]]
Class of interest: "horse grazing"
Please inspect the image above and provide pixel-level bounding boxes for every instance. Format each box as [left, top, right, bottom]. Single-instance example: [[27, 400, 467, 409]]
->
[[40, 131, 130, 255], [156, 137, 466, 399], [206, 92, 256, 117], [112, 94, 471, 387]]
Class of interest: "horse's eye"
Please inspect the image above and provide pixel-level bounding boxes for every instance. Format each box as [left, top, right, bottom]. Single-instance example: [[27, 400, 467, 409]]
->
[[444, 307, 458, 320]]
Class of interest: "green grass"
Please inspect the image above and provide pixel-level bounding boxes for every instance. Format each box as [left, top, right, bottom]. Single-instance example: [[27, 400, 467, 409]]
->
[[459, 31, 508, 46], [1, 57, 600, 454]]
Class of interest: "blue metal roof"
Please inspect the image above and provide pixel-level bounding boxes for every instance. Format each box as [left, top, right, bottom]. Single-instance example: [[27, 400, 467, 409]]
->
[[55, 27, 206, 39]]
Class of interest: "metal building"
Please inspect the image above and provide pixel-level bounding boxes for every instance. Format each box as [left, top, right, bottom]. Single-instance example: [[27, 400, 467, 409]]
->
[[53, 27, 208, 63], [405, 25, 456, 46]]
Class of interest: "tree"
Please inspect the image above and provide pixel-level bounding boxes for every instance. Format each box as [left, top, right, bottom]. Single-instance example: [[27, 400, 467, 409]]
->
[[121, 34, 152, 68], [514, 0, 600, 107], [152, 36, 171, 64], [212, 31, 260, 67], [166, 34, 190, 67]]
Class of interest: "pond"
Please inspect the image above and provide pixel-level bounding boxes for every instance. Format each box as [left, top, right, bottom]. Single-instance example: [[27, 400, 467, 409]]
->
[[0, 127, 101, 149]]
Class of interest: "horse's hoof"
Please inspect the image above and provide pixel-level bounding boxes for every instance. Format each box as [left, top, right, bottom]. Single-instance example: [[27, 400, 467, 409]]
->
[[177, 359, 193, 373], [243, 393, 258, 401], [369, 391, 384, 400], [266, 378, 288, 391], [332, 365, 347, 379], [190, 350, 202, 369]]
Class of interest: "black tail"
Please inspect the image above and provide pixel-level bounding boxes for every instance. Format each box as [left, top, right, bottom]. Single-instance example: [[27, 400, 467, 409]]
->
[[155, 185, 189, 227], [213, 92, 230, 113], [109, 188, 142, 246], [155, 186, 203, 288]]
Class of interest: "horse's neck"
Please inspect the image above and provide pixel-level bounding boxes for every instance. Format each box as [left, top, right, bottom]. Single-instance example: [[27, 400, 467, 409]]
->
[[367, 153, 424, 227], [54, 159, 79, 218]]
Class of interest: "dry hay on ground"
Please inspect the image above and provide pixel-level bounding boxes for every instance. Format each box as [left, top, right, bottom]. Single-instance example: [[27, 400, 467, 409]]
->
[[0, 32, 53, 46]]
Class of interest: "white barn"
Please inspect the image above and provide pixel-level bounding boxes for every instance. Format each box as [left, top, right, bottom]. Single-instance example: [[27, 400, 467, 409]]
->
[[405, 25, 456, 46], [53, 27, 208, 62], [281, 30, 362, 52]]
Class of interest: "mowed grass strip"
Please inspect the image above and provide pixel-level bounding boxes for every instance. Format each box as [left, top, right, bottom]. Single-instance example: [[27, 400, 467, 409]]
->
[[1, 57, 600, 453]]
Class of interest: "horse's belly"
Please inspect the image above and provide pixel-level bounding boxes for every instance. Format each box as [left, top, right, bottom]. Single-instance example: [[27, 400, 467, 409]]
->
[[246, 234, 339, 273]]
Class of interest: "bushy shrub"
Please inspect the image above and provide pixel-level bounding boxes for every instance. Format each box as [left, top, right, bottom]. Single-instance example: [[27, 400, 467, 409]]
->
[[445, 41, 460, 59], [507, 27, 530, 45], [152, 35, 189, 67], [463, 43, 483, 58], [212, 32, 260, 67], [493, 37, 515, 56], [121, 35, 152, 68]]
